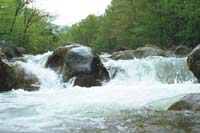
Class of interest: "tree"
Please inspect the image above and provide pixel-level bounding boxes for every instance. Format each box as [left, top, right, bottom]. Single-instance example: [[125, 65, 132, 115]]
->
[[66, 15, 99, 47], [65, 0, 200, 52], [0, 0, 61, 53]]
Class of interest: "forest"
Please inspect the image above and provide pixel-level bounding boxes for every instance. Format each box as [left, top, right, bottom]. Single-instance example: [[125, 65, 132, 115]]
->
[[0, 0, 200, 53]]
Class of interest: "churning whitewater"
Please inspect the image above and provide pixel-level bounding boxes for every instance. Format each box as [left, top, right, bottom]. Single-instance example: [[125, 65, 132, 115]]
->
[[0, 53, 200, 132]]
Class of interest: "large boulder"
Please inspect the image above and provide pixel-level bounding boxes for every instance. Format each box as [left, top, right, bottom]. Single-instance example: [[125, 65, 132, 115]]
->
[[46, 44, 110, 87], [14, 64, 39, 91], [111, 46, 166, 60], [0, 59, 17, 92], [0, 41, 22, 59], [0, 41, 38, 92], [175, 45, 191, 57], [168, 93, 200, 111], [187, 44, 200, 80], [0, 58, 39, 92]]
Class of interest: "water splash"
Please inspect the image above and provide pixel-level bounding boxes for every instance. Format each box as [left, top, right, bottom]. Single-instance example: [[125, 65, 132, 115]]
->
[[104, 56, 197, 84], [16, 52, 63, 89], [0, 53, 200, 132]]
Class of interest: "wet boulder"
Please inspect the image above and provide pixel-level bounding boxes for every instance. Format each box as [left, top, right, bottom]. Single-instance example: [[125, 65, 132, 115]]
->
[[0, 58, 39, 92], [14, 64, 39, 91], [175, 45, 191, 57], [0, 41, 22, 59], [168, 93, 200, 111], [0, 59, 17, 92], [187, 44, 200, 80], [46, 44, 110, 87], [134, 46, 166, 58], [111, 46, 166, 60], [111, 50, 135, 60]]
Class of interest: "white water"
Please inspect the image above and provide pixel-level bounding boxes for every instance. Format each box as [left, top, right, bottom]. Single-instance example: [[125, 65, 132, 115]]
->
[[1, 53, 200, 132]]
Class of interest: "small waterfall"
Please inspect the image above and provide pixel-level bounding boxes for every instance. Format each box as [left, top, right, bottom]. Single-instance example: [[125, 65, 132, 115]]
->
[[104, 56, 197, 84], [1, 53, 200, 132], [15, 53, 197, 89], [16, 52, 63, 89]]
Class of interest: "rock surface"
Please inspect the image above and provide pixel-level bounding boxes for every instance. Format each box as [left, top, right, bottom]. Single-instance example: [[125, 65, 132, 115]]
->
[[14, 64, 39, 91], [175, 45, 191, 57], [0, 59, 39, 92], [0, 59, 16, 92], [168, 93, 200, 111], [0, 41, 38, 92], [46, 44, 110, 87], [113, 45, 128, 52], [111, 46, 166, 60], [187, 44, 200, 80], [0, 41, 22, 59], [103, 110, 200, 133], [111, 50, 135, 60]]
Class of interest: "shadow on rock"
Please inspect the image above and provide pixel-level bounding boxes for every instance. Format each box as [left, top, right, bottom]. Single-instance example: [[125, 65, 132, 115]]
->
[[46, 43, 110, 87]]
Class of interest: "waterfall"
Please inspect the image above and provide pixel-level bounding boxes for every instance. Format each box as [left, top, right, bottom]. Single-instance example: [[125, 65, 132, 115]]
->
[[104, 56, 197, 84], [1, 53, 200, 132], [16, 52, 63, 89]]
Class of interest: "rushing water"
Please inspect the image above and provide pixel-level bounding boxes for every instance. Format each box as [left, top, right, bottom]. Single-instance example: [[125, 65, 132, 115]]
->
[[0, 53, 200, 132]]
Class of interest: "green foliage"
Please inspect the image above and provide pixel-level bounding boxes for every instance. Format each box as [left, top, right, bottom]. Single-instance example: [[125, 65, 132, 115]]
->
[[66, 15, 100, 47], [65, 0, 200, 52], [0, 0, 199, 53], [0, 0, 63, 53]]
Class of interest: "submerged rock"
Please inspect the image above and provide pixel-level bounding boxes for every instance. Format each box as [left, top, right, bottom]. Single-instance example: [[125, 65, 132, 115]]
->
[[187, 44, 200, 80], [104, 109, 200, 133], [46, 44, 110, 87], [168, 93, 200, 111], [111, 46, 166, 60], [175, 45, 191, 57]]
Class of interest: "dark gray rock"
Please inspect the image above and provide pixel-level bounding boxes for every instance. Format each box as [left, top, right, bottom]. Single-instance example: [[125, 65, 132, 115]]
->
[[0, 58, 39, 92], [0, 41, 22, 59], [175, 45, 191, 57], [46, 44, 110, 87], [187, 44, 200, 80], [14, 64, 39, 91], [0, 59, 16, 92], [113, 45, 128, 52]]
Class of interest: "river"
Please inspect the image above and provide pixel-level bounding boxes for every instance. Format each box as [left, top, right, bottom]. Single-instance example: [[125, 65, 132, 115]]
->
[[0, 53, 200, 132]]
